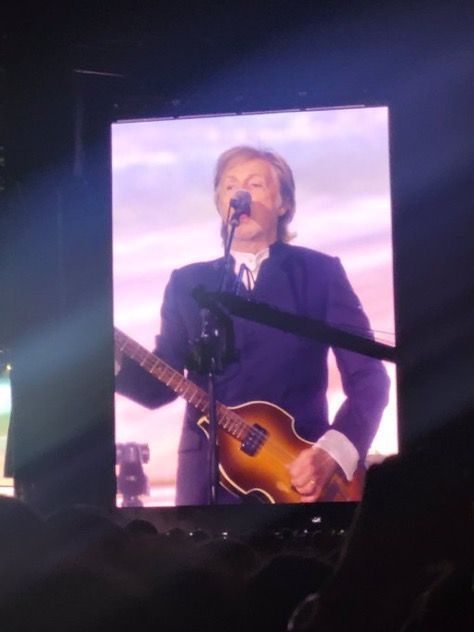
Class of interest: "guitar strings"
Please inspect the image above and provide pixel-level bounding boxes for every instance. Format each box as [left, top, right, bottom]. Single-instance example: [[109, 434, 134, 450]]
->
[[117, 331, 309, 469]]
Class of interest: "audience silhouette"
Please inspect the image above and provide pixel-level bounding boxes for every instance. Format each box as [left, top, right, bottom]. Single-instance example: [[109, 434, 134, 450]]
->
[[0, 409, 471, 631]]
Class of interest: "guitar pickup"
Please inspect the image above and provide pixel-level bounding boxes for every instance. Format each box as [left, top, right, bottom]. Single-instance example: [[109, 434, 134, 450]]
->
[[240, 424, 268, 456]]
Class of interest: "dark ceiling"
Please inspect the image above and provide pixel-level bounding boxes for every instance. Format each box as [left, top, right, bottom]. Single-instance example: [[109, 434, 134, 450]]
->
[[4, 2, 473, 103]]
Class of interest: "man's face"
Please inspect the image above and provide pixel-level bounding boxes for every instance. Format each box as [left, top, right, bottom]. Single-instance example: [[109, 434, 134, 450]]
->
[[215, 158, 286, 252]]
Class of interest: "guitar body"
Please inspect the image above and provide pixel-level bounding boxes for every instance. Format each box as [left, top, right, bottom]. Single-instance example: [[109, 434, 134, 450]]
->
[[198, 401, 364, 504]]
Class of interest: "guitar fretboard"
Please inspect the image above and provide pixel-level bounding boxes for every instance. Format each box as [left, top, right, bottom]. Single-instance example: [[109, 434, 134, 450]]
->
[[115, 327, 249, 442]]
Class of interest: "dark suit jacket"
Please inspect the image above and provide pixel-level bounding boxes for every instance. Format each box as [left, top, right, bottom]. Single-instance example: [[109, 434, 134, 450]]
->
[[116, 242, 390, 505]]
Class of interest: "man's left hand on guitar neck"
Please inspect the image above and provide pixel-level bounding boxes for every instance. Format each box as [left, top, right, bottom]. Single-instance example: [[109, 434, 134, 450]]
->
[[289, 447, 340, 502]]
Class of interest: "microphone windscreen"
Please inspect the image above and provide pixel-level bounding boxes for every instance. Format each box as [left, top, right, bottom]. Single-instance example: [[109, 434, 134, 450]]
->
[[229, 189, 252, 213]]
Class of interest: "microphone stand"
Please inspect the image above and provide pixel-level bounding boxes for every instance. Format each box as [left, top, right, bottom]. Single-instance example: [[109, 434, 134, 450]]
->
[[219, 214, 241, 292], [188, 211, 241, 505]]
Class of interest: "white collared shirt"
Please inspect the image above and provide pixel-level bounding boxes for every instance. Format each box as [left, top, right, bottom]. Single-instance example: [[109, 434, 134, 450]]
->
[[231, 248, 270, 289]]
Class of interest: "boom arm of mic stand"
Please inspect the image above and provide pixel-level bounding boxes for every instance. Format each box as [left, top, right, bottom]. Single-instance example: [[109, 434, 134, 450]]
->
[[201, 291, 397, 363]]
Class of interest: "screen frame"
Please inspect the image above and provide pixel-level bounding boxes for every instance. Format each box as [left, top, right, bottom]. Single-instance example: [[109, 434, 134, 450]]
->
[[110, 99, 399, 511]]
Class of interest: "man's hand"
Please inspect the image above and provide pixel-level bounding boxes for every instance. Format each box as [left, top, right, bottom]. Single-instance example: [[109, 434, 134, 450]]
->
[[289, 447, 339, 502]]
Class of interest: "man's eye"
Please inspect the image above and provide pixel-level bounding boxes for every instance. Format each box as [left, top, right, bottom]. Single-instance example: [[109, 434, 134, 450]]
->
[[250, 182, 263, 188]]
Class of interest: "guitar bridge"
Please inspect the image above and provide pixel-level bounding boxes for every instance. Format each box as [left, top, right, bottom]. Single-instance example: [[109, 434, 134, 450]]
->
[[240, 424, 268, 456]]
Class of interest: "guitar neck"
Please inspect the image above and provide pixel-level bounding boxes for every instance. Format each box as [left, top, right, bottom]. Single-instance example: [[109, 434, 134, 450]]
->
[[114, 327, 248, 440]]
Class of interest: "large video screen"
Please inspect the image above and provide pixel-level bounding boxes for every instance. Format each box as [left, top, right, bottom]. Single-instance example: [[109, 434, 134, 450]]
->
[[112, 106, 396, 507]]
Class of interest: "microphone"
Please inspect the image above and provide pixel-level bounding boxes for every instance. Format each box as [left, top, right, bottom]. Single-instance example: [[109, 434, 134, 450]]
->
[[229, 189, 251, 224]]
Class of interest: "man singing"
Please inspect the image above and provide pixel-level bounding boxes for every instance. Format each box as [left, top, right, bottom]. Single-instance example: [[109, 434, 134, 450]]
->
[[116, 145, 390, 505]]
